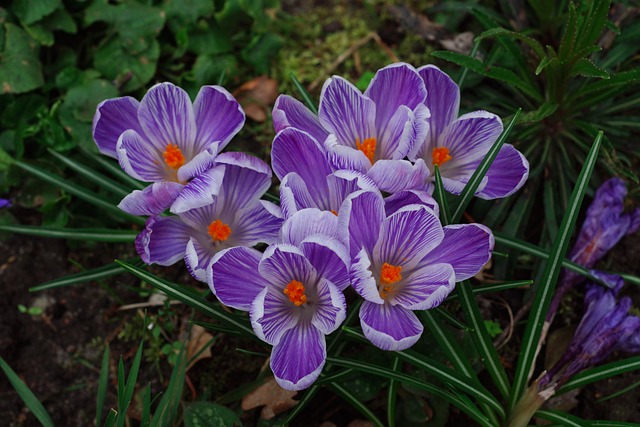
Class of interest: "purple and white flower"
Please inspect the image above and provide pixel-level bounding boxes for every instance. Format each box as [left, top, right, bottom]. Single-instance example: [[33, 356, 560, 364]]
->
[[409, 65, 529, 199], [209, 209, 348, 390], [93, 82, 245, 216], [135, 152, 282, 282], [341, 190, 493, 350], [273, 63, 431, 194]]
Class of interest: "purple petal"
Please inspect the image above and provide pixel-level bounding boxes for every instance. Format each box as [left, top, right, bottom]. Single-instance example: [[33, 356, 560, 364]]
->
[[118, 182, 184, 216], [359, 301, 423, 351], [404, 103, 431, 160], [193, 85, 245, 152], [271, 128, 332, 203], [228, 201, 283, 247], [616, 316, 640, 353], [270, 321, 326, 390], [135, 216, 191, 265], [350, 248, 383, 303], [185, 237, 219, 283], [477, 144, 529, 200], [251, 287, 298, 345], [272, 95, 329, 145], [176, 145, 218, 183], [384, 190, 438, 217], [137, 82, 197, 158], [393, 263, 455, 310], [116, 129, 166, 182], [280, 208, 339, 245], [93, 97, 142, 158], [209, 246, 265, 310], [310, 277, 347, 334], [324, 134, 371, 173], [170, 165, 225, 214], [318, 76, 376, 148], [418, 65, 460, 149], [258, 244, 317, 290], [279, 172, 318, 218], [375, 105, 412, 160], [215, 152, 272, 208], [373, 204, 444, 269], [419, 224, 494, 281], [339, 190, 385, 259], [366, 159, 431, 193], [365, 63, 426, 135], [300, 236, 350, 291]]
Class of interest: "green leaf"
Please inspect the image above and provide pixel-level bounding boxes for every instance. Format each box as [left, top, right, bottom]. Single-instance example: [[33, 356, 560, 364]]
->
[[534, 410, 589, 427], [116, 341, 143, 427], [241, 32, 283, 75], [31, 259, 139, 292], [163, 0, 215, 25], [433, 166, 450, 225], [570, 58, 609, 79], [509, 132, 602, 409], [150, 343, 187, 427], [535, 55, 555, 75], [13, 0, 61, 25], [386, 356, 400, 427], [444, 280, 533, 302], [290, 73, 317, 115], [96, 346, 110, 426], [193, 54, 238, 87], [474, 28, 545, 58], [0, 23, 44, 94], [183, 402, 240, 427], [557, 356, 640, 395], [0, 225, 136, 242], [0, 357, 54, 427], [518, 103, 558, 124], [94, 39, 160, 92], [451, 109, 521, 223]]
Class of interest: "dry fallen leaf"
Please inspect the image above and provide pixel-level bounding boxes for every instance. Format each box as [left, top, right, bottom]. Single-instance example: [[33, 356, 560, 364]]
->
[[186, 324, 214, 371], [241, 376, 298, 419], [232, 76, 279, 122]]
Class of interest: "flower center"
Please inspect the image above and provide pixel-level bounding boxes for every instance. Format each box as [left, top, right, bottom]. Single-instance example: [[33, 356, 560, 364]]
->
[[207, 219, 231, 242], [356, 137, 376, 164], [379, 262, 402, 299], [432, 147, 452, 167], [163, 143, 185, 169], [284, 280, 307, 306], [330, 209, 338, 216]]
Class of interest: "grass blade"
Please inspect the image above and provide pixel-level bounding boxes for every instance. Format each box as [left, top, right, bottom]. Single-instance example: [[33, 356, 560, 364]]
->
[[30, 259, 140, 292], [386, 356, 400, 427], [103, 409, 117, 427], [444, 280, 532, 302], [290, 72, 318, 114], [140, 383, 151, 427], [326, 382, 384, 427], [15, 160, 145, 225], [556, 356, 640, 395], [86, 151, 145, 191], [96, 346, 110, 426], [115, 260, 257, 339], [150, 342, 186, 427], [433, 166, 451, 225], [0, 225, 137, 242], [455, 280, 510, 399], [534, 410, 589, 427], [509, 132, 602, 409], [48, 149, 130, 198], [0, 357, 54, 427], [116, 341, 144, 427], [451, 109, 521, 223]]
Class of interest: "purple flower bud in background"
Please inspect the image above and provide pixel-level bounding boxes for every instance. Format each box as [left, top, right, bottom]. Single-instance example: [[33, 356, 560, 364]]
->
[[0, 199, 11, 208]]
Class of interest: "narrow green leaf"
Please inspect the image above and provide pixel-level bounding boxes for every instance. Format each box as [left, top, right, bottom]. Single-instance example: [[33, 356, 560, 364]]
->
[[30, 259, 139, 292], [103, 409, 117, 427], [444, 280, 532, 302], [455, 280, 510, 399], [326, 382, 384, 427], [0, 225, 137, 242], [326, 355, 493, 427], [15, 160, 145, 225], [433, 166, 450, 225], [535, 410, 589, 427], [116, 260, 257, 339], [96, 346, 110, 426], [386, 356, 400, 427], [556, 356, 640, 395], [509, 132, 602, 408], [595, 379, 640, 403], [86, 151, 145, 191], [116, 341, 144, 427], [0, 357, 54, 427], [535, 55, 554, 75], [140, 383, 151, 427], [434, 306, 470, 331], [570, 58, 609, 79], [290, 72, 318, 114], [590, 421, 640, 427], [451, 109, 521, 223], [150, 343, 186, 427], [474, 28, 545, 58], [48, 149, 131, 198]]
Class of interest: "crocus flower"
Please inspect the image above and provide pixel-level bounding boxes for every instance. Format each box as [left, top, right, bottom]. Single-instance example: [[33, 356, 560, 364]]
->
[[209, 209, 348, 390], [409, 65, 529, 199], [272, 127, 437, 218], [0, 199, 11, 208], [341, 190, 493, 350], [93, 82, 245, 216], [135, 152, 282, 282], [547, 177, 640, 321], [272, 63, 431, 194]]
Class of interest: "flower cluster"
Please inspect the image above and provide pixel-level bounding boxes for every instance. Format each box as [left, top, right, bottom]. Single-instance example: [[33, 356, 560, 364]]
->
[[93, 63, 529, 390]]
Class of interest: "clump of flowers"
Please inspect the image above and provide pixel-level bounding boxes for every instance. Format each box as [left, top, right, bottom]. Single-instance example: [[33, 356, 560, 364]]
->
[[93, 63, 529, 391]]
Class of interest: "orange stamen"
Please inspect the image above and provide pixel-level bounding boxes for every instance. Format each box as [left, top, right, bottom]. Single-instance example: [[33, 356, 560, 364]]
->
[[284, 280, 307, 306], [330, 209, 338, 216], [432, 147, 452, 167], [207, 219, 231, 242], [163, 143, 185, 169], [379, 262, 402, 299], [355, 137, 376, 164]]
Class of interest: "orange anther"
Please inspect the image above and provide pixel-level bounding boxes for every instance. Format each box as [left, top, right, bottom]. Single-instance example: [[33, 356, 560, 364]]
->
[[207, 219, 231, 242], [356, 137, 377, 164], [284, 280, 307, 306], [163, 143, 185, 169], [432, 147, 452, 167]]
